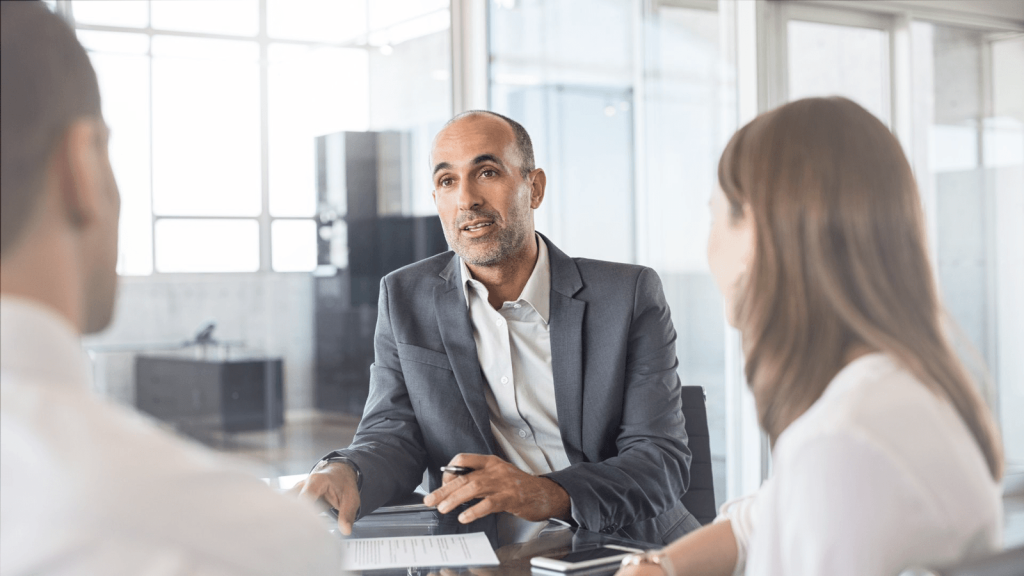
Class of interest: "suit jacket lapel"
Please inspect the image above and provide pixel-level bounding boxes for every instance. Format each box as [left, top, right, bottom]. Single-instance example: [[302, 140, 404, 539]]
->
[[434, 255, 499, 454], [542, 234, 587, 463]]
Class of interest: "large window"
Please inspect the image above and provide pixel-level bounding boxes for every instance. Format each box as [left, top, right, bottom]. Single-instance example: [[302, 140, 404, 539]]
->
[[69, 0, 450, 274]]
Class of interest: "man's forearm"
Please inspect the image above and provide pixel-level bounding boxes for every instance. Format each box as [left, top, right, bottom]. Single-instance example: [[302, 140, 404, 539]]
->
[[544, 437, 688, 532]]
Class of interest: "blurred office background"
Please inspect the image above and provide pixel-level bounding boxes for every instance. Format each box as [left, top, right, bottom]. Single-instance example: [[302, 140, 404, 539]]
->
[[43, 0, 1022, 542]]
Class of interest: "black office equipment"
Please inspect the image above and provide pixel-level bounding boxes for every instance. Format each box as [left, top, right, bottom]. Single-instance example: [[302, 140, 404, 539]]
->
[[347, 492, 463, 539], [679, 386, 716, 525], [135, 355, 284, 434]]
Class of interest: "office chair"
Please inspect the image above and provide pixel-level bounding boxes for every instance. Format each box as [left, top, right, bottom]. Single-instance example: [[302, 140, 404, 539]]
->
[[679, 386, 717, 525], [898, 546, 1024, 576]]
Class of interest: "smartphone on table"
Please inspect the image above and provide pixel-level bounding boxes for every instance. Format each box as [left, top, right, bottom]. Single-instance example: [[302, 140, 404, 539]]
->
[[531, 545, 644, 573]]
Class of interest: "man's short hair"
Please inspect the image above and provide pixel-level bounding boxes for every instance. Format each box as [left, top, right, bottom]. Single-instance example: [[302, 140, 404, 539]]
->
[[1, 0, 102, 256], [447, 110, 535, 178]]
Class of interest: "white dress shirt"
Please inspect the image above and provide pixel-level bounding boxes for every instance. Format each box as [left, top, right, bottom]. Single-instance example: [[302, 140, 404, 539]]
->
[[460, 236, 574, 540], [0, 297, 341, 576], [717, 353, 1003, 576], [460, 236, 571, 476]]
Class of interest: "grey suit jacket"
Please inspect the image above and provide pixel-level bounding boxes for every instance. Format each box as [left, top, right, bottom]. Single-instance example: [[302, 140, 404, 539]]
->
[[331, 234, 699, 544]]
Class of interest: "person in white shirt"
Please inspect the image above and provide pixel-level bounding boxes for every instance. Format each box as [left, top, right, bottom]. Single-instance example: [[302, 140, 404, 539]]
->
[[617, 96, 1005, 576], [0, 3, 340, 574]]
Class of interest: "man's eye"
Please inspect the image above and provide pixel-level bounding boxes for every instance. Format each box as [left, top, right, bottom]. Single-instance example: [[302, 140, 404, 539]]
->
[[439, 177, 453, 187], [481, 169, 497, 177]]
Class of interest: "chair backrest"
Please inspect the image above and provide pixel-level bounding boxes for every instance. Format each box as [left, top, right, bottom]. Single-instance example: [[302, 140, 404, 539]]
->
[[898, 546, 1024, 576], [679, 386, 716, 525]]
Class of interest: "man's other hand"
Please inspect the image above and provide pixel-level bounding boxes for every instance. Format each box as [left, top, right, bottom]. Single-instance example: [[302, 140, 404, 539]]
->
[[423, 454, 570, 524], [289, 462, 361, 535]]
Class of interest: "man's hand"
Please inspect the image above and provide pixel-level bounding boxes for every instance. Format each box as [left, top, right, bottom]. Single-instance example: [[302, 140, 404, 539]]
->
[[289, 462, 361, 535], [422, 454, 570, 524]]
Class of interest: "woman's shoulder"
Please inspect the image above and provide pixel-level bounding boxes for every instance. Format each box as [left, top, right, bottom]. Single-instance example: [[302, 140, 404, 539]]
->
[[773, 352, 1001, 533], [779, 353, 953, 450]]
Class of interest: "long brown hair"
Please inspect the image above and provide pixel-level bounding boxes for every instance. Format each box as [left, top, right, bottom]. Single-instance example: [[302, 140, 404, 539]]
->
[[718, 97, 1003, 480]]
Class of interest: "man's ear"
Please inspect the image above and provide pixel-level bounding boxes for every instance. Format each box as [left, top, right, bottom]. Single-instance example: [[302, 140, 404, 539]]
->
[[55, 119, 105, 230], [528, 168, 546, 209]]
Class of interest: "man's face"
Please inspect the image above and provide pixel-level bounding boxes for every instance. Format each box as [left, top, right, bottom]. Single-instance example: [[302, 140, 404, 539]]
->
[[431, 115, 540, 267]]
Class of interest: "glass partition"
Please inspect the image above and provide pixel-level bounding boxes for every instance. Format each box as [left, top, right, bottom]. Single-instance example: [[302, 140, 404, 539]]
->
[[787, 19, 890, 125], [911, 23, 1024, 472]]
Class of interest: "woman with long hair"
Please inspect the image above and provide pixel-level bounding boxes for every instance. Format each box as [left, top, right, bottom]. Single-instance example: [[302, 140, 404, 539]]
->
[[618, 97, 1004, 576]]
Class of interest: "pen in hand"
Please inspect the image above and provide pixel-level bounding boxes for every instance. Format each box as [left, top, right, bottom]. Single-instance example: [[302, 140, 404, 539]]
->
[[440, 465, 474, 476]]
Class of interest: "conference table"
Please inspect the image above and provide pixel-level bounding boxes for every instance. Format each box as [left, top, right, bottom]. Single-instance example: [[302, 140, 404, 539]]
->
[[338, 513, 658, 576]]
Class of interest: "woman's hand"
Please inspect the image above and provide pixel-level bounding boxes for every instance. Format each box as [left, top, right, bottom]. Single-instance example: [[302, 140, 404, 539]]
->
[[614, 521, 739, 576]]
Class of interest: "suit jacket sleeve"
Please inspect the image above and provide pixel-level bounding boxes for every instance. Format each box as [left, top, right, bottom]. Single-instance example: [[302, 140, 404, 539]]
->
[[544, 267, 691, 533], [327, 277, 427, 517]]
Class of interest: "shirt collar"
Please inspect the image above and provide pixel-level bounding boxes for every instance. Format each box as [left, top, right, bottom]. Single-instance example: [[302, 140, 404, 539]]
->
[[0, 295, 92, 391], [460, 234, 551, 323]]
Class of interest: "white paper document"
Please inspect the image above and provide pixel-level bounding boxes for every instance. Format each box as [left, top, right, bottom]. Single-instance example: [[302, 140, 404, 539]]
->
[[342, 532, 500, 571]]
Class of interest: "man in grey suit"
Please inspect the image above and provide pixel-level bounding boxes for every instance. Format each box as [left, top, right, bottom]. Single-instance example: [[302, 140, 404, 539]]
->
[[295, 110, 699, 544]]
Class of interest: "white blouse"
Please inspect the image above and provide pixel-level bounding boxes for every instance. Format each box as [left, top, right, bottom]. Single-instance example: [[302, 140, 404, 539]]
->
[[718, 353, 1003, 576]]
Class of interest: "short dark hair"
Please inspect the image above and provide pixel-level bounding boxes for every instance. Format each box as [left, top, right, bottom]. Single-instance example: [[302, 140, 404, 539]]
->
[[1, 0, 102, 256], [447, 110, 535, 178]]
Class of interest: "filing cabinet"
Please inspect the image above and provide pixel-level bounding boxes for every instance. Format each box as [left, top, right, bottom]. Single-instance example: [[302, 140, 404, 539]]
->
[[135, 355, 284, 433]]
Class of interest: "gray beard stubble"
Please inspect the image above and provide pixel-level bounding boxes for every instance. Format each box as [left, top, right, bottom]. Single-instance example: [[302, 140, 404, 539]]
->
[[446, 193, 531, 268]]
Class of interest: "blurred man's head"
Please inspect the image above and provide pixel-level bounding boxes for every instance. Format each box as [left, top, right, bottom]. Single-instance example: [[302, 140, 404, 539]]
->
[[1, 0, 120, 333], [430, 111, 545, 268]]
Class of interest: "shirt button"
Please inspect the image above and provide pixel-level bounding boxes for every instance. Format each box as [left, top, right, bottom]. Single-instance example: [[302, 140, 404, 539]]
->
[[518, 429, 527, 438], [500, 376, 509, 385], [513, 303, 522, 309], [496, 318, 504, 326]]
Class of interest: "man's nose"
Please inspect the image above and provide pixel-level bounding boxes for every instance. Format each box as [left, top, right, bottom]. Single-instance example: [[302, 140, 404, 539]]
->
[[455, 178, 484, 211]]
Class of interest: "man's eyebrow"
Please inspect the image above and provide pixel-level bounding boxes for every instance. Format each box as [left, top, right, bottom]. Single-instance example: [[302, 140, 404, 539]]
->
[[473, 154, 506, 170], [432, 154, 507, 176]]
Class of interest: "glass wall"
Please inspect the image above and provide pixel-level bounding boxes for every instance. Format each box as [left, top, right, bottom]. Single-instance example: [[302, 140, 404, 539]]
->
[[779, 8, 1024, 472], [490, 0, 736, 508], [911, 23, 1024, 471], [787, 19, 890, 124]]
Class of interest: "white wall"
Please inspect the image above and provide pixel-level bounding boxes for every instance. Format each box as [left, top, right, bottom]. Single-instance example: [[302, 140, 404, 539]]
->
[[82, 273, 316, 413]]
